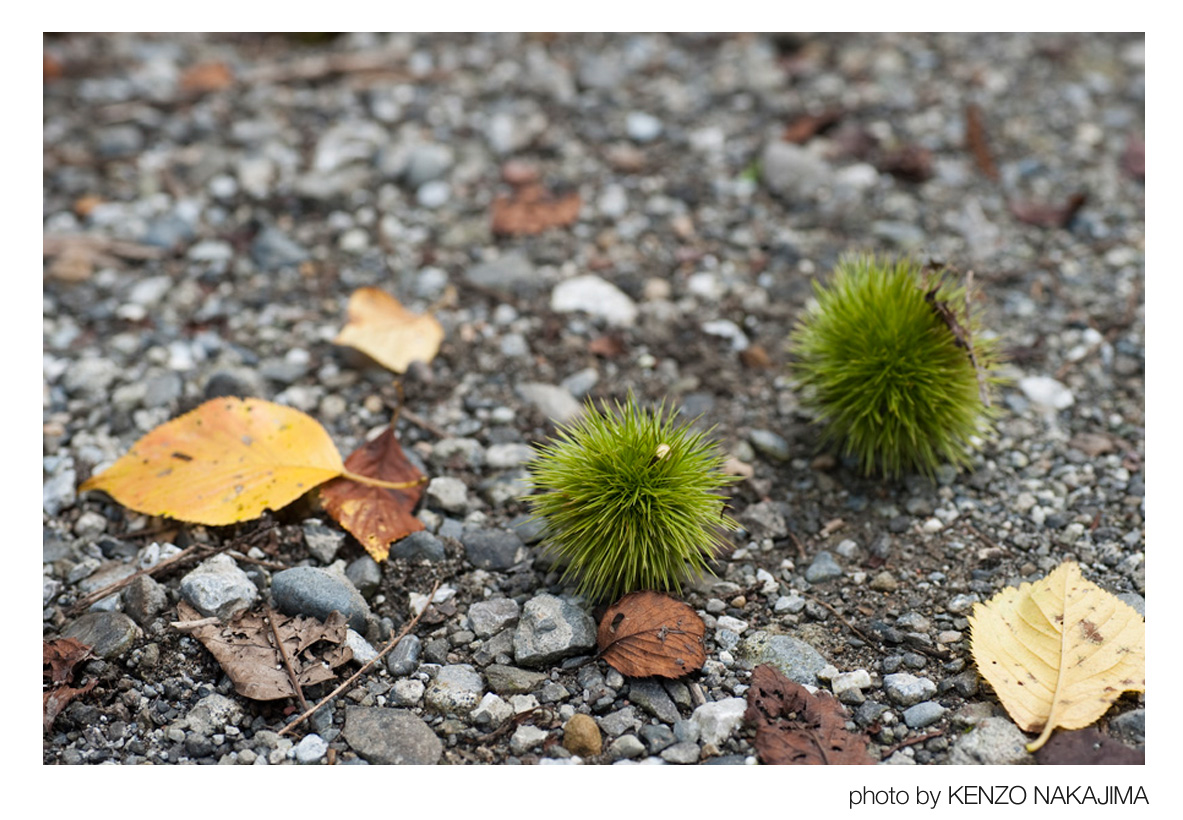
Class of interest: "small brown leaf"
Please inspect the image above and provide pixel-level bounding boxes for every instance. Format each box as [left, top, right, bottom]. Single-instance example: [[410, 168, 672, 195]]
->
[[492, 184, 581, 236], [1121, 133, 1144, 181], [782, 109, 843, 144], [43, 637, 97, 731], [966, 103, 998, 180], [596, 591, 705, 679], [181, 61, 235, 94], [1067, 432, 1117, 458], [1009, 192, 1087, 228], [320, 427, 426, 562], [175, 602, 352, 701], [876, 144, 933, 183], [587, 333, 627, 358], [745, 664, 877, 764], [1034, 727, 1144, 765], [739, 344, 772, 369]]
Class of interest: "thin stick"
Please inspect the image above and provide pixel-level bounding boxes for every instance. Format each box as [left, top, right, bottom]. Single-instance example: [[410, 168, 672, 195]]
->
[[802, 592, 874, 646], [278, 580, 440, 737], [397, 407, 449, 440], [68, 544, 221, 614], [787, 531, 808, 561], [267, 606, 309, 714]]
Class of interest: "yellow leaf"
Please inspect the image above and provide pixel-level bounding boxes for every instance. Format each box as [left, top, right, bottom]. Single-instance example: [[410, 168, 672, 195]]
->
[[968, 561, 1145, 752], [334, 287, 444, 373], [80, 397, 344, 525]]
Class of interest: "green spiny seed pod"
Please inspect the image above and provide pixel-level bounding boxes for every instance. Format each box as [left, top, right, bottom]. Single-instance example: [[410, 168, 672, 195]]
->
[[789, 255, 1000, 477], [525, 394, 738, 602]]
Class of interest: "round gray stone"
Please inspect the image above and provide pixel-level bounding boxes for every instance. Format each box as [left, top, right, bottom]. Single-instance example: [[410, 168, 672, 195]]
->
[[461, 528, 525, 571], [271, 566, 371, 633], [342, 706, 442, 765], [179, 554, 258, 621], [735, 631, 830, 686], [513, 594, 597, 667], [60, 611, 141, 659]]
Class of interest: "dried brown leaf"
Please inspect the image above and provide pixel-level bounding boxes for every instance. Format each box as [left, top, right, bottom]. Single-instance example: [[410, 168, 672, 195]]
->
[[43, 637, 97, 731], [176, 602, 353, 701], [877, 144, 934, 183], [1034, 727, 1144, 765], [320, 427, 426, 562], [587, 333, 627, 358], [596, 591, 705, 679], [1009, 192, 1087, 228], [745, 664, 876, 764], [1067, 432, 1117, 458], [491, 184, 581, 236], [180, 61, 235, 94], [966, 103, 998, 180], [782, 109, 843, 144], [1122, 133, 1144, 180]]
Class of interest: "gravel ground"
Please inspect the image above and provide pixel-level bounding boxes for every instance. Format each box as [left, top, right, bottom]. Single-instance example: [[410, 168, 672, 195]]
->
[[42, 33, 1145, 766]]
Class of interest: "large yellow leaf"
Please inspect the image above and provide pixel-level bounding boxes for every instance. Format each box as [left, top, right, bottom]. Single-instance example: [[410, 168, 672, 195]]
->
[[80, 397, 344, 525], [968, 561, 1145, 752], [334, 287, 444, 374]]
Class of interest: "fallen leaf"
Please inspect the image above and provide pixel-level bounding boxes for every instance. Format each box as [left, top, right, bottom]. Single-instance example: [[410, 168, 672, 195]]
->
[[43, 637, 97, 731], [43, 234, 164, 282], [969, 561, 1145, 752], [320, 427, 426, 562], [1067, 431, 1117, 458], [782, 109, 843, 144], [596, 591, 705, 678], [334, 287, 444, 374], [44, 53, 63, 81], [1009, 192, 1087, 228], [965, 103, 998, 180], [180, 61, 235, 94], [1033, 727, 1144, 765], [491, 184, 581, 236], [744, 664, 876, 764], [80, 397, 344, 525], [587, 333, 627, 358], [876, 144, 934, 183], [175, 602, 353, 701], [1121, 133, 1144, 180], [739, 344, 772, 369]]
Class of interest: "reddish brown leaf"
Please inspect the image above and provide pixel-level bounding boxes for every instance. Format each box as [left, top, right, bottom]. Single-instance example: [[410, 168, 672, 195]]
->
[[1009, 192, 1087, 228], [1122, 133, 1144, 180], [1034, 727, 1144, 765], [782, 109, 843, 144], [492, 184, 581, 236], [745, 664, 877, 764], [965, 103, 999, 180], [181, 61, 235, 94], [320, 427, 426, 562], [44, 53, 63, 82], [43, 637, 97, 731], [739, 344, 772, 369], [175, 602, 352, 701], [587, 333, 627, 358], [876, 144, 933, 183], [596, 591, 706, 679]]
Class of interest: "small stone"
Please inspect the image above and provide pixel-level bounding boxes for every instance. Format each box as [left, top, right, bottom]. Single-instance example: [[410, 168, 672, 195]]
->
[[468, 598, 522, 637], [344, 629, 378, 665], [73, 511, 108, 539], [903, 701, 947, 729], [773, 595, 806, 614], [608, 734, 647, 761], [870, 571, 899, 592], [465, 254, 542, 297], [761, 141, 833, 200], [748, 429, 791, 462], [345, 556, 382, 598], [736, 632, 830, 686], [470, 692, 514, 727], [424, 664, 484, 717], [484, 664, 547, 695], [1018, 375, 1074, 410], [294, 734, 328, 764], [883, 673, 938, 706], [832, 669, 873, 700], [60, 611, 141, 659], [179, 554, 258, 621], [513, 594, 597, 667], [122, 575, 168, 627], [739, 501, 789, 540], [510, 724, 550, 755], [660, 741, 701, 764], [485, 443, 536, 470], [186, 694, 244, 737], [597, 706, 641, 737], [563, 713, 602, 757], [689, 698, 747, 746], [342, 707, 442, 765], [628, 680, 681, 724], [271, 566, 371, 633], [392, 678, 425, 706], [390, 531, 447, 563], [403, 143, 454, 187], [462, 528, 525, 571], [805, 551, 843, 583], [303, 520, 345, 564], [387, 634, 421, 676], [551, 275, 638, 327], [947, 716, 1034, 765], [516, 382, 582, 423], [626, 111, 663, 142], [426, 476, 469, 513], [640, 723, 676, 753], [416, 180, 450, 209]]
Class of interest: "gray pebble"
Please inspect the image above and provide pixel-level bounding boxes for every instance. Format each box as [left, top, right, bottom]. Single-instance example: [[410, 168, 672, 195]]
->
[[270, 566, 371, 633], [386, 634, 421, 676], [484, 663, 547, 695], [748, 429, 791, 462], [947, 716, 1033, 765], [462, 528, 525, 570], [805, 551, 843, 583], [736, 632, 830, 686], [628, 680, 681, 724], [179, 554, 258, 621], [513, 594, 596, 667], [424, 664, 484, 716], [883, 673, 938, 706], [660, 741, 701, 764], [468, 598, 522, 637], [302, 520, 345, 564], [345, 556, 382, 599], [342, 706, 442, 765], [60, 611, 141, 659], [390, 531, 447, 563], [902, 701, 947, 729]]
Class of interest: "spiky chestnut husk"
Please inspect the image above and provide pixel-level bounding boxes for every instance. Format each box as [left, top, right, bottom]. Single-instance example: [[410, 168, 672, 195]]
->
[[789, 255, 1000, 478], [525, 395, 738, 603]]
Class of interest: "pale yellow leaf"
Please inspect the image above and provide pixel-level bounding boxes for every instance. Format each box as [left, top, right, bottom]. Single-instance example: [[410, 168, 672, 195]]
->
[[334, 287, 443, 373], [968, 561, 1145, 752], [80, 397, 343, 525]]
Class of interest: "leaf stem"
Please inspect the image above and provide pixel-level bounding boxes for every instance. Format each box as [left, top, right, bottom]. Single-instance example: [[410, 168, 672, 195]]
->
[[339, 469, 427, 491]]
